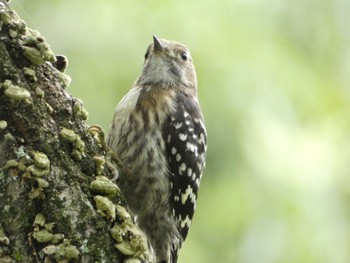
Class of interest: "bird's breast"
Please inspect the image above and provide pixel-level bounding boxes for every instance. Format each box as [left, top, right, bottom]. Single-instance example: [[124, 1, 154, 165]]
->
[[111, 86, 177, 168]]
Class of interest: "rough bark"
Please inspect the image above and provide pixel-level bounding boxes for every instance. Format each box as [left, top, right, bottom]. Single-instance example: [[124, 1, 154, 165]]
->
[[0, 1, 150, 262]]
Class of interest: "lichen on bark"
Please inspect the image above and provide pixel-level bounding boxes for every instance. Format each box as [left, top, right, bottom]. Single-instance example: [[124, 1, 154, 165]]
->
[[0, 1, 150, 262]]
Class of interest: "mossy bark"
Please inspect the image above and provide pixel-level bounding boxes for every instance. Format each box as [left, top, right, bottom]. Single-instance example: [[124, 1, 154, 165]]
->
[[0, 1, 149, 262]]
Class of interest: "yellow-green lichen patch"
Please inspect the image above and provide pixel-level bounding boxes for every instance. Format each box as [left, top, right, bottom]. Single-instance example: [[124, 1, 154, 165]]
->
[[8, 28, 17, 38], [4, 159, 18, 169], [0, 5, 12, 25], [33, 213, 46, 227], [18, 156, 30, 171], [23, 67, 37, 82], [110, 222, 131, 243], [22, 46, 46, 65], [35, 177, 49, 188], [60, 243, 80, 259], [33, 229, 54, 243], [93, 195, 116, 221], [33, 152, 50, 169], [23, 29, 40, 44], [75, 138, 85, 151], [26, 164, 50, 177], [73, 99, 89, 120], [24, 152, 50, 199], [0, 228, 10, 246], [115, 242, 135, 256], [57, 71, 72, 89], [0, 120, 7, 130], [2, 80, 31, 102], [28, 185, 45, 200], [44, 222, 55, 232], [115, 205, 132, 222], [93, 156, 105, 175], [60, 128, 85, 160], [51, 234, 64, 244], [41, 240, 79, 261], [112, 222, 148, 258], [35, 87, 44, 98], [27, 176, 49, 200], [45, 102, 53, 113], [60, 128, 76, 142], [21, 28, 56, 65], [89, 175, 120, 197], [30, 215, 68, 261], [124, 258, 142, 263], [37, 41, 56, 63], [0, 2, 26, 36], [110, 207, 150, 261], [41, 245, 58, 255], [4, 132, 15, 142]]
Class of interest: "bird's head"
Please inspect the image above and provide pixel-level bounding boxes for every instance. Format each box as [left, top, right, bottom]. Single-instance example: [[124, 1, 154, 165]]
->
[[137, 36, 197, 90]]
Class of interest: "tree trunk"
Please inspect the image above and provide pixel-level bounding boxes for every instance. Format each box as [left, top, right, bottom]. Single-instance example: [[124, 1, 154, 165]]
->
[[0, 1, 150, 262]]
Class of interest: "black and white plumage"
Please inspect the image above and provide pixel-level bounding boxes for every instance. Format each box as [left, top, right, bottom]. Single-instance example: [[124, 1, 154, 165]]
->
[[107, 36, 207, 263]]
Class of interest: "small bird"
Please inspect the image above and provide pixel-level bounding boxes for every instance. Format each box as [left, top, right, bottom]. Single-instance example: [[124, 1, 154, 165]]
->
[[107, 36, 207, 263]]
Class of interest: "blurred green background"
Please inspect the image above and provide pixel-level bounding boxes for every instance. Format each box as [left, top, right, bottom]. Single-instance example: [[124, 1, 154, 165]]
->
[[13, 0, 350, 262]]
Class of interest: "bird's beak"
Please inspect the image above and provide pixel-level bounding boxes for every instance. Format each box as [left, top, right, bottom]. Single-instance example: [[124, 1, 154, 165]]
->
[[153, 35, 163, 52]]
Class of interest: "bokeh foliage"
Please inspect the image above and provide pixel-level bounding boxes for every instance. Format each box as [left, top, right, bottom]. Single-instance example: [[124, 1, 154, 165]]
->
[[13, 0, 350, 262]]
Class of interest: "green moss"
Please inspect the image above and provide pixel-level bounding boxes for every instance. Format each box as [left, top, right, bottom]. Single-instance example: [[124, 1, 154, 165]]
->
[[12, 250, 22, 261]]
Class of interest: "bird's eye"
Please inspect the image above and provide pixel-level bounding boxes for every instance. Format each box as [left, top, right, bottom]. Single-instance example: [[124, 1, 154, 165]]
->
[[181, 52, 188, 61]]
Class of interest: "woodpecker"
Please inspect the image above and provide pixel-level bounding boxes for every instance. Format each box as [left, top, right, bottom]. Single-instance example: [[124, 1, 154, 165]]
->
[[107, 36, 207, 263]]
